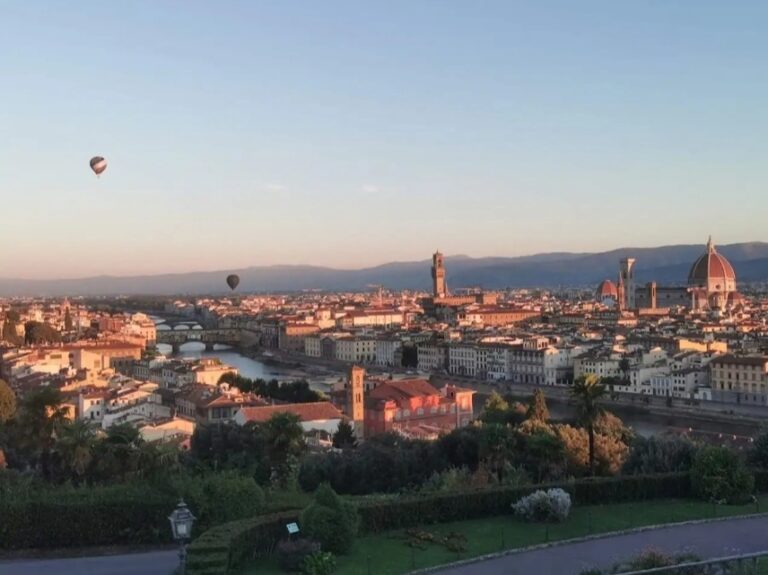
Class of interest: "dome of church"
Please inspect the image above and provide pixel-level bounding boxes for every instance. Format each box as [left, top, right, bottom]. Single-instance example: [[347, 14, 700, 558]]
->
[[596, 279, 618, 300], [688, 237, 736, 290]]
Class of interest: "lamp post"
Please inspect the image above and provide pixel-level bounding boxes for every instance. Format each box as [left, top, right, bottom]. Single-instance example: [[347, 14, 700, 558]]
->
[[169, 500, 196, 575]]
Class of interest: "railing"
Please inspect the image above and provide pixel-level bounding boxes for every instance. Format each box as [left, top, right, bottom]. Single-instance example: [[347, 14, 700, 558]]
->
[[611, 550, 768, 575]]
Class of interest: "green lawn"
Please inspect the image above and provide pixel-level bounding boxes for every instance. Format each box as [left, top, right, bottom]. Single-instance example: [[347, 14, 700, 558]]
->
[[242, 496, 768, 575]]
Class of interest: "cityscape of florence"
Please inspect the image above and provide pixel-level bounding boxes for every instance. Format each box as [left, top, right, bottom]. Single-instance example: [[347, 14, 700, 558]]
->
[[3, 2, 768, 575]]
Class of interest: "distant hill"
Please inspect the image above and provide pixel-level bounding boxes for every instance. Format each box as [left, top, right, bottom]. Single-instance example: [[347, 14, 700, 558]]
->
[[2, 242, 768, 296]]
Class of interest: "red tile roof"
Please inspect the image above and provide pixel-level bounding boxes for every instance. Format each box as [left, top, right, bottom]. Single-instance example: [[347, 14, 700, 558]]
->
[[368, 379, 440, 401], [237, 401, 343, 423]]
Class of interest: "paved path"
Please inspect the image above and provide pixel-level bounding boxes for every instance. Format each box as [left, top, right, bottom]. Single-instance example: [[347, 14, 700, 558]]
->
[[0, 550, 178, 575], [431, 516, 768, 575]]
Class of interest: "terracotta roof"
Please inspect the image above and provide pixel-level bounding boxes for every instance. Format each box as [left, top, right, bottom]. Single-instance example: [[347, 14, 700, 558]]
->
[[688, 238, 736, 285], [596, 280, 618, 298], [368, 379, 440, 401], [237, 401, 343, 423]]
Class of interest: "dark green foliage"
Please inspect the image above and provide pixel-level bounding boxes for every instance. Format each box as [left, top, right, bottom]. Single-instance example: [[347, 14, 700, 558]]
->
[[185, 473, 692, 574], [1, 316, 24, 346], [189, 421, 270, 481], [0, 482, 174, 549], [401, 344, 418, 368], [167, 472, 265, 527], [23, 321, 61, 345], [357, 473, 691, 533], [523, 431, 566, 483], [301, 551, 336, 575], [277, 538, 321, 572], [690, 446, 754, 504], [218, 373, 324, 403], [64, 308, 73, 332], [747, 431, 768, 469], [186, 511, 299, 575], [300, 484, 359, 554], [622, 436, 698, 475], [331, 420, 357, 449], [299, 434, 446, 494], [0, 471, 264, 550]]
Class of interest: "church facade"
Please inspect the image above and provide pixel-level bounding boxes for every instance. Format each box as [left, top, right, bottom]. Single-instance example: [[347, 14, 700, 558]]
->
[[597, 238, 741, 312]]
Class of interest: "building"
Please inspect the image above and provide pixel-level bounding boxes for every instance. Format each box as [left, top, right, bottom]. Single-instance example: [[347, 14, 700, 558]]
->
[[687, 237, 739, 311], [335, 336, 377, 363], [417, 343, 449, 372], [375, 336, 402, 367], [279, 322, 320, 353], [432, 250, 447, 298], [595, 280, 618, 307], [710, 355, 768, 405], [234, 402, 345, 435], [191, 357, 237, 386]]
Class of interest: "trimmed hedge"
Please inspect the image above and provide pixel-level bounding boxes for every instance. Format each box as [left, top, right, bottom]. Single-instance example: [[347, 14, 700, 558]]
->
[[0, 488, 175, 549], [186, 511, 298, 575], [357, 473, 690, 533], [186, 472, 691, 575]]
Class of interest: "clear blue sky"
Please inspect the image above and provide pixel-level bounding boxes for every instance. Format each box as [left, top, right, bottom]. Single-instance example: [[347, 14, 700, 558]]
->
[[2, 1, 767, 279]]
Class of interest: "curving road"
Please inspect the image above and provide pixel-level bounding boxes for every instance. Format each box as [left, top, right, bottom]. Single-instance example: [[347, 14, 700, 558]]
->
[[430, 515, 768, 575], [0, 550, 178, 575]]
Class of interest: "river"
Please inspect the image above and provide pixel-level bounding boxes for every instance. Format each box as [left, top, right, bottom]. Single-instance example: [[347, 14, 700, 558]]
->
[[152, 319, 758, 440]]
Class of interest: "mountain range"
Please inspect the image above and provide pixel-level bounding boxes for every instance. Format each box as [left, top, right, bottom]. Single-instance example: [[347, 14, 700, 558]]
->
[[3, 242, 768, 296]]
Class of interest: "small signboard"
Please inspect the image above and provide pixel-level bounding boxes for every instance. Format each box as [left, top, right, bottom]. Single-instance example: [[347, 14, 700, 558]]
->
[[286, 522, 300, 535]]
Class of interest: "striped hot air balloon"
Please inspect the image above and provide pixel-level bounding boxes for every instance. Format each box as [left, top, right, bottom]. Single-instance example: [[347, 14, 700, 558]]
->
[[90, 156, 107, 177]]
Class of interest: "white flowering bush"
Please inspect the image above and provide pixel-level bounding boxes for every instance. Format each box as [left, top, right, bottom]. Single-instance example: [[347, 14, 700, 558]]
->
[[512, 488, 571, 522]]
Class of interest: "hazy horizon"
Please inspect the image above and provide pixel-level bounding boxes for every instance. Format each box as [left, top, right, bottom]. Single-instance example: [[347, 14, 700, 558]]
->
[[3, 1, 768, 278]]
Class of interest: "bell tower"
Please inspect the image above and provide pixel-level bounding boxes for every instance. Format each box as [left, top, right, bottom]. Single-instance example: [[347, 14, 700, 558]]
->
[[348, 365, 366, 438], [619, 258, 636, 310], [431, 250, 446, 298]]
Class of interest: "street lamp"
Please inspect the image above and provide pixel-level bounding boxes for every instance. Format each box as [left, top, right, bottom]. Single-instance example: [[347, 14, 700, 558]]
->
[[169, 500, 196, 574]]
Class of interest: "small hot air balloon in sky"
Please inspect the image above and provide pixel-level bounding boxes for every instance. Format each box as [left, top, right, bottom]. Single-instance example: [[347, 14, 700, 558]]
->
[[226, 274, 240, 291], [90, 156, 107, 177]]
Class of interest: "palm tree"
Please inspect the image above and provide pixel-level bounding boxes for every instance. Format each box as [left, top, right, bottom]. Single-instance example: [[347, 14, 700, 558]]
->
[[18, 387, 70, 478], [571, 374, 607, 476], [264, 412, 306, 486], [56, 419, 97, 482]]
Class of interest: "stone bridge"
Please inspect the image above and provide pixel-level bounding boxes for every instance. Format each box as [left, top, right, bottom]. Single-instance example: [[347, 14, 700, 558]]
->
[[156, 328, 242, 354]]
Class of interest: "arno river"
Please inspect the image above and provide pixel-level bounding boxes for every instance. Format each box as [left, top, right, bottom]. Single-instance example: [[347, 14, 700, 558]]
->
[[153, 319, 760, 440]]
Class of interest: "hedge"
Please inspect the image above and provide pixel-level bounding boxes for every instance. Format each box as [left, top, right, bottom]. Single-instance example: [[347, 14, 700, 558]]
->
[[0, 489, 175, 549], [186, 511, 298, 575], [186, 472, 692, 575], [357, 472, 691, 533]]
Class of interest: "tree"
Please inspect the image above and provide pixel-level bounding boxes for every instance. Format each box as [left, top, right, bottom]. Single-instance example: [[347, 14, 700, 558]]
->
[[264, 412, 306, 487], [747, 431, 768, 469], [401, 345, 418, 368], [56, 419, 96, 482], [619, 358, 631, 379], [332, 420, 357, 449], [526, 389, 550, 422], [691, 446, 754, 504], [24, 321, 61, 345], [571, 374, 607, 476], [622, 436, 697, 475], [479, 423, 513, 482], [0, 379, 16, 424], [64, 308, 73, 332], [300, 483, 359, 554], [481, 391, 509, 425], [523, 431, 565, 483], [17, 387, 70, 478]]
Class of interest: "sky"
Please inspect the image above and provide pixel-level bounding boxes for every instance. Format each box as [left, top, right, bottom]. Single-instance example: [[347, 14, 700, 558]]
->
[[2, 1, 768, 279]]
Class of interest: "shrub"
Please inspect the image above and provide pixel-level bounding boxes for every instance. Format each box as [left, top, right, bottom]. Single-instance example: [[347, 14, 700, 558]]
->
[[301, 551, 336, 575], [511, 488, 571, 522], [276, 538, 321, 572], [748, 432, 768, 469], [300, 484, 359, 554], [169, 471, 266, 528], [622, 436, 697, 475], [690, 446, 754, 504]]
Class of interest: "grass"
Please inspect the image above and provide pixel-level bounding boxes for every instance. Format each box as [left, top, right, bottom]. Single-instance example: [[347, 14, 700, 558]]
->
[[241, 496, 768, 575]]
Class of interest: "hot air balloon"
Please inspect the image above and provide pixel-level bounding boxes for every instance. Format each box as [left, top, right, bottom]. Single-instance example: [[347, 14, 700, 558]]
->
[[226, 274, 240, 291], [90, 156, 107, 177]]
